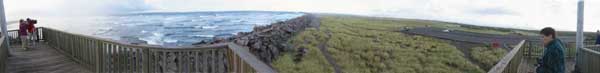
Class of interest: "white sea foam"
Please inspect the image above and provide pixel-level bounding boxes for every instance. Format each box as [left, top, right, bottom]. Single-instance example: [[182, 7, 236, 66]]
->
[[192, 35, 215, 38], [200, 25, 218, 29]]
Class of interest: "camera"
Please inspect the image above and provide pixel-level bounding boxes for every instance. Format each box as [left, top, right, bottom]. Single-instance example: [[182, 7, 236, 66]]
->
[[27, 19, 37, 24]]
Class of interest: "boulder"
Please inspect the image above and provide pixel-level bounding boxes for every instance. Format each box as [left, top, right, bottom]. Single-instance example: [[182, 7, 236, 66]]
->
[[198, 14, 318, 63]]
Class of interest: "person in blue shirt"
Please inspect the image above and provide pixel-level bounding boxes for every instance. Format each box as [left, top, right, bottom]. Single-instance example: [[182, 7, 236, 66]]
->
[[536, 27, 565, 73]]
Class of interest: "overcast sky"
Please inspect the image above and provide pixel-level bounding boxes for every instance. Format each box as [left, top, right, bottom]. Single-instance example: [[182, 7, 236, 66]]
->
[[4, 0, 600, 31]]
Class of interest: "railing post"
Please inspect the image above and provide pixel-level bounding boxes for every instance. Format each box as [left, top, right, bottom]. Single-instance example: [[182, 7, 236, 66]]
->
[[143, 49, 150, 73], [95, 40, 103, 73], [35, 28, 39, 41]]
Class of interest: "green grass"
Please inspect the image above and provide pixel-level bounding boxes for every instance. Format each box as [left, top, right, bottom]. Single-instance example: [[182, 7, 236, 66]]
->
[[469, 47, 507, 70], [271, 28, 334, 73], [272, 15, 485, 73]]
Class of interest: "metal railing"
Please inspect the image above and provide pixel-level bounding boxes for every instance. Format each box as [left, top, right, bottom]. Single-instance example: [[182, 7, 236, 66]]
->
[[576, 45, 600, 73], [488, 40, 525, 73], [4, 27, 276, 73]]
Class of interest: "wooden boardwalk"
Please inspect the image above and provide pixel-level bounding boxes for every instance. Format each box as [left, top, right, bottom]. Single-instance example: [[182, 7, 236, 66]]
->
[[6, 42, 91, 73]]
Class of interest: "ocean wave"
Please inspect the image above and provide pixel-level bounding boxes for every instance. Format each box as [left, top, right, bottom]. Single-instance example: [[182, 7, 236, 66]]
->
[[198, 25, 218, 29], [94, 11, 304, 46], [192, 35, 215, 38]]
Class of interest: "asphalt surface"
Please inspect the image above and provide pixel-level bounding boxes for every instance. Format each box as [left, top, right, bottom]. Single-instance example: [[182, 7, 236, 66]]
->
[[402, 27, 528, 46]]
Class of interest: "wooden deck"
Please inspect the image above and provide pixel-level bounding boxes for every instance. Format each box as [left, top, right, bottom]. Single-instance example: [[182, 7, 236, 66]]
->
[[0, 27, 278, 73], [7, 42, 91, 73]]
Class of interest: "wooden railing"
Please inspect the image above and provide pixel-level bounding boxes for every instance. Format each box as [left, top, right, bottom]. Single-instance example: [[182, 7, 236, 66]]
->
[[4, 28, 42, 43], [523, 40, 591, 58], [490, 40, 600, 73], [9, 27, 278, 73], [576, 45, 600, 73], [6, 30, 19, 42], [488, 40, 525, 73], [0, 36, 8, 73]]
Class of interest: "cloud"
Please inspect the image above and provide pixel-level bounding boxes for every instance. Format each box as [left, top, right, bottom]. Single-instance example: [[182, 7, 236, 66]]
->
[[469, 8, 517, 15], [5, 0, 600, 31], [5, 0, 152, 17]]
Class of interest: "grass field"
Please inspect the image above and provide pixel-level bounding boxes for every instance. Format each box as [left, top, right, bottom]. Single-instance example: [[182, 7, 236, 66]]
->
[[470, 47, 507, 70], [272, 14, 496, 73]]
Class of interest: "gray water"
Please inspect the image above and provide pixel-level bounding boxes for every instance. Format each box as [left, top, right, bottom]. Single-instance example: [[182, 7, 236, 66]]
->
[[12, 11, 304, 46]]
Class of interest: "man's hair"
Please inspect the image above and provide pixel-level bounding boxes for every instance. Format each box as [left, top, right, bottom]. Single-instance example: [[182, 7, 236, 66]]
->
[[540, 27, 556, 39]]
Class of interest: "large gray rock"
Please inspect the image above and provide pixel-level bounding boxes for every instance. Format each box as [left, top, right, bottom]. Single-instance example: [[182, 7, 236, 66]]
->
[[230, 14, 318, 63]]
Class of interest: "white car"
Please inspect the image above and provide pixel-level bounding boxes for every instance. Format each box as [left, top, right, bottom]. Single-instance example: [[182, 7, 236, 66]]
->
[[443, 29, 452, 32]]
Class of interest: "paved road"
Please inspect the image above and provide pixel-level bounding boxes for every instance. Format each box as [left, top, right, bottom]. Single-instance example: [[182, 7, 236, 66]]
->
[[403, 27, 527, 46]]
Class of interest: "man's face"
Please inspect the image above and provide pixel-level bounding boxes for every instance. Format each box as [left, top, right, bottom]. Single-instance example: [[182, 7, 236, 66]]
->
[[542, 35, 552, 46]]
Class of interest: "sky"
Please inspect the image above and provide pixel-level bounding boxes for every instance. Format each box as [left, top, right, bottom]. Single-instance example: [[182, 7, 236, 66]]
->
[[4, 0, 600, 31]]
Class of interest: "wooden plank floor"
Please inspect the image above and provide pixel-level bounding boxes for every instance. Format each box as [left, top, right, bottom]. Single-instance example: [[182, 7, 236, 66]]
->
[[6, 42, 91, 73]]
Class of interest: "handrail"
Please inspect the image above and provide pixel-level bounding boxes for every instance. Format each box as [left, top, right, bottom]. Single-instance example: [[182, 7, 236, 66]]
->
[[39, 27, 224, 49], [6, 27, 277, 73], [0, 36, 7, 73], [228, 43, 277, 73], [584, 45, 600, 52], [581, 47, 600, 55], [488, 40, 526, 73]]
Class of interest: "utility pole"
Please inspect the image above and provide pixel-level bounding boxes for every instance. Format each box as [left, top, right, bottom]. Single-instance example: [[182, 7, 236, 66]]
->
[[576, 0, 584, 51], [575, 0, 584, 72]]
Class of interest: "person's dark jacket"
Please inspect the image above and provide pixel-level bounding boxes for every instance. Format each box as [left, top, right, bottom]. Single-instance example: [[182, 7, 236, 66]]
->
[[536, 39, 566, 73]]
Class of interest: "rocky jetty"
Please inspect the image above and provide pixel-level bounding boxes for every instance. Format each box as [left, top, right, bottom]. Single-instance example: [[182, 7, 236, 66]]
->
[[230, 14, 319, 63]]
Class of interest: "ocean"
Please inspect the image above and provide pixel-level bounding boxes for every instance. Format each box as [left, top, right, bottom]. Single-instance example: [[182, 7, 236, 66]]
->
[[10, 11, 304, 46]]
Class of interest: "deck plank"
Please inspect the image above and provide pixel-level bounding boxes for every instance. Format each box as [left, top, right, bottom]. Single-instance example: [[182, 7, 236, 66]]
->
[[7, 42, 92, 73]]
